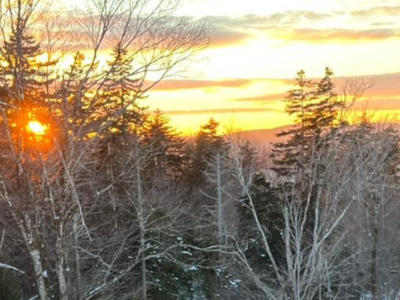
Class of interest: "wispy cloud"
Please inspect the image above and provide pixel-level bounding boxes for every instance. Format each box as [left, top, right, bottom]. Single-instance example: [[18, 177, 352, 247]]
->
[[203, 11, 332, 29], [351, 6, 400, 17], [198, 7, 400, 46], [210, 30, 252, 47], [233, 93, 285, 102], [149, 72, 400, 111], [271, 28, 400, 42], [162, 107, 278, 115], [201, 11, 333, 46], [151, 79, 253, 90]]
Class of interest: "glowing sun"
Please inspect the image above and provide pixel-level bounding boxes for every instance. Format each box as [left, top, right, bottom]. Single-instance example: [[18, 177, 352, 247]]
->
[[27, 120, 47, 135]]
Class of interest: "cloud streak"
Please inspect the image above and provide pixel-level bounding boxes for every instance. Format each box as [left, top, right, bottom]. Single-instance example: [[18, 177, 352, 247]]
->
[[149, 73, 400, 118], [210, 30, 252, 47], [203, 11, 332, 30], [233, 93, 285, 102], [351, 6, 400, 17], [151, 79, 253, 90], [162, 107, 278, 115], [202, 11, 333, 46], [270, 28, 400, 42], [199, 7, 400, 46]]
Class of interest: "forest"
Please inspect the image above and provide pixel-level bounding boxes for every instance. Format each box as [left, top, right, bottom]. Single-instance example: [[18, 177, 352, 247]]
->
[[0, 0, 399, 300]]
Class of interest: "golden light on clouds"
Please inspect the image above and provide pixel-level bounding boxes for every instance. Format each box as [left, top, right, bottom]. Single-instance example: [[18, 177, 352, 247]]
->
[[65, 0, 400, 133], [142, 0, 400, 133]]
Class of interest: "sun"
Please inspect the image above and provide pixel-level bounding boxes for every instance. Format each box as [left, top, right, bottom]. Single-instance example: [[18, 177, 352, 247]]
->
[[27, 120, 47, 136]]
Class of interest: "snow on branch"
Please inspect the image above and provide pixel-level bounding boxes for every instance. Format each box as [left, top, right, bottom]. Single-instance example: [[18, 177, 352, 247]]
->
[[0, 262, 25, 274]]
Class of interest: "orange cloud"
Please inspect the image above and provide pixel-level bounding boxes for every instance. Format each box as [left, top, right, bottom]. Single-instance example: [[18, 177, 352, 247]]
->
[[151, 79, 253, 91], [148, 72, 400, 133], [271, 28, 400, 43], [351, 6, 400, 17], [203, 12, 332, 30], [229, 73, 400, 110], [210, 30, 252, 47], [201, 11, 333, 47], [233, 93, 285, 103], [162, 107, 278, 115], [335, 72, 400, 99], [149, 78, 295, 91]]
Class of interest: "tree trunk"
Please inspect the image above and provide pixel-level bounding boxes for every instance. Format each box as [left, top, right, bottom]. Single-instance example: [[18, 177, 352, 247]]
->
[[370, 220, 379, 300], [56, 257, 68, 300], [56, 232, 68, 300], [30, 249, 50, 300], [136, 143, 147, 300], [73, 219, 81, 300], [140, 225, 147, 300], [216, 152, 224, 245]]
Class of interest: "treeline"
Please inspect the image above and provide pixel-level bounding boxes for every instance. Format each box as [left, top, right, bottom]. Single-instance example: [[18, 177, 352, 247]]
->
[[1, 65, 399, 300], [0, 0, 400, 300]]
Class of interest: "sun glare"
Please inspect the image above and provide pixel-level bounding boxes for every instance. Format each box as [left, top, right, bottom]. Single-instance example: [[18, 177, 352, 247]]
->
[[27, 120, 47, 136]]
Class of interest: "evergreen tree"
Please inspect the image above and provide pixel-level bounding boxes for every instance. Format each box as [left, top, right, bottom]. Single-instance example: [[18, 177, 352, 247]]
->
[[98, 42, 143, 135], [0, 268, 24, 300], [271, 67, 343, 180], [56, 51, 95, 140], [0, 2, 57, 151], [187, 118, 227, 187], [238, 173, 284, 286], [140, 110, 188, 181], [236, 141, 285, 291], [268, 69, 346, 295]]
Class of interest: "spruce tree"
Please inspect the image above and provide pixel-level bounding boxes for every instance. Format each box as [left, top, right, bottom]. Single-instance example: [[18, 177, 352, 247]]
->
[[98, 42, 143, 135], [271, 67, 343, 180], [56, 51, 94, 139], [238, 173, 284, 283], [187, 118, 227, 187], [140, 110, 188, 180], [0, 8, 57, 151]]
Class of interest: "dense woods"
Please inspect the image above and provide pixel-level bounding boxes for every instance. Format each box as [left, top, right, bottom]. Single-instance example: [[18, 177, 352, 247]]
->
[[0, 0, 399, 300]]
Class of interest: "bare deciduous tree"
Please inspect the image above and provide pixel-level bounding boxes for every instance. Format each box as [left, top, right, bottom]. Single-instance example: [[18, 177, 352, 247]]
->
[[227, 119, 400, 300]]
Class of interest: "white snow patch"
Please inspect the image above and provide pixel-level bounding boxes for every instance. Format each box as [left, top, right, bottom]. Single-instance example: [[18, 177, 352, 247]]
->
[[229, 279, 241, 288]]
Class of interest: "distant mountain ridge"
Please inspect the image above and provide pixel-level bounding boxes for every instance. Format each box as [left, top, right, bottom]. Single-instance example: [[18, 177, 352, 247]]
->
[[235, 122, 400, 144], [234, 125, 294, 144]]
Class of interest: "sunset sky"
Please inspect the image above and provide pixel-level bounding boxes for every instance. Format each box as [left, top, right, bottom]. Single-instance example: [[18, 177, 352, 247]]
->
[[139, 1, 400, 134]]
